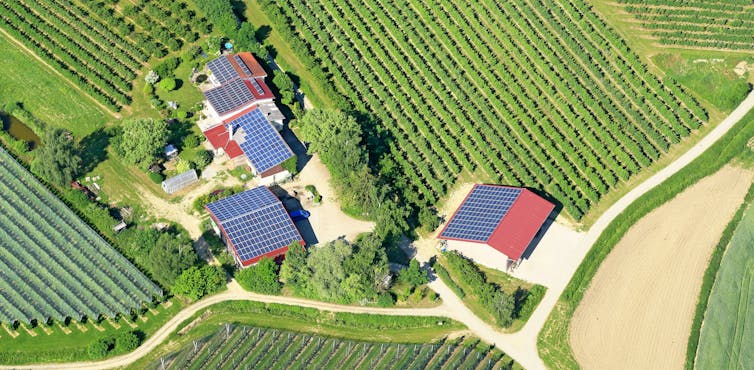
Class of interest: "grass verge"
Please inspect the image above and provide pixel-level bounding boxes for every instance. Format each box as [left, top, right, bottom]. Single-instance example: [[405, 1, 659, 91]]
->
[[538, 109, 754, 369]]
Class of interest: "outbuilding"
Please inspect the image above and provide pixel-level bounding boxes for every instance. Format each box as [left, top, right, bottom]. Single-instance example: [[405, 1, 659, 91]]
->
[[438, 184, 554, 270], [206, 186, 304, 267]]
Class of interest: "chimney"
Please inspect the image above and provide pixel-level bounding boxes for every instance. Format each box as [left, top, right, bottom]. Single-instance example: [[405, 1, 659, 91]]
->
[[228, 124, 234, 143]]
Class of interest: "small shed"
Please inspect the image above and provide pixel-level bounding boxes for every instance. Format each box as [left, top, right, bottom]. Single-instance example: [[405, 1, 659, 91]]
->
[[164, 144, 178, 159], [161, 169, 198, 194], [112, 221, 127, 234]]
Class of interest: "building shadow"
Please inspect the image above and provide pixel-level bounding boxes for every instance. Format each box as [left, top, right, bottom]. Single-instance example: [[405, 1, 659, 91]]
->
[[293, 219, 318, 246], [269, 185, 318, 245], [519, 207, 560, 261], [280, 127, 311, 171]]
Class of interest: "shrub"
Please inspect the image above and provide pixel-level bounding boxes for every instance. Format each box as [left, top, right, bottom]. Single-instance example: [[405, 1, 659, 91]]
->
[[159, 78, 177, 91], [516, 285, 546, 321], [175, 159, 192, 173], [114, 331, 140, 352], [183, 134, 199, 148], [144, 70, 159, 84], [433, 263, 464, 298], [148, 171, 164, 184], [281, 155, 297, 175], [87, 337, 113, 359], [172, 265, 225, 300], [192, 150, 213, 170], [236, 257, 282, 295], [377, 292, 396, 307], [143, 83, 154, 95], [175, 110, 188, 120]]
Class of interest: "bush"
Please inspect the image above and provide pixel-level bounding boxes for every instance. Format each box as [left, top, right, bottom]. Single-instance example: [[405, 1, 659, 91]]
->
[[148, 171, 164, 184], [87, 337, 113, 359], [175, 159, 193, 173], [192, 150, 213, 170], [183, 134, 199, 148], [175, 110, 188, 120], [281, 155, 297, 175], [114, 331, 140, 352], [305, 184, 322, 203], [172, 265, 225, 300], [377, 292, 396, 307], [399, 259, 429, 286], [143, 83, 154, 95], [516, 285, 546, 321], [159, 78, 177, 92], [433, 263, 464, 298], [236, 257, 282, 295]]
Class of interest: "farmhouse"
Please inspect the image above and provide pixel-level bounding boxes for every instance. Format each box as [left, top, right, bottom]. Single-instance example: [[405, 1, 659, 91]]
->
[[203, 52, 284, 125], [438, 184, 554, 270], [206, 186, 304, 267], [203, 108, 294, 184]]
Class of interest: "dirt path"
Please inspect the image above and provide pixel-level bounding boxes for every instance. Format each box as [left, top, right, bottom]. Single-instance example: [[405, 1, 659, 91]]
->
[[570, 165, 754, 369]]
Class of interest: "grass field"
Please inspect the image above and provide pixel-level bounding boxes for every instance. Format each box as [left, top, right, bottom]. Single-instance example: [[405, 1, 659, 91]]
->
[[0, 31, 109, 137], [696, 200, 754, 369], [538, 107, 754, 369]]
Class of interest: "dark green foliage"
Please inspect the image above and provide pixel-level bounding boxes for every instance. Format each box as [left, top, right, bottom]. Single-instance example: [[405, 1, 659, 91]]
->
[[152, 57, 181, 78], [117, 118, 168, 169], [234, 22, 265, 56], [147, 171, 164, 184], [87, 337, 112, 359], [147, 233, 198, 287], [236, 257, 281, 295], [193, 0, 238, 36], [279, 242, 307, 291], [172, 265, 225, 300], [418, 207, 441, 232], [516, 285, 546, 322], [399, 259, 429, 287], [445, 251, 514, 327], [272, 70, 296, 105], [31, 129, 81, 186]]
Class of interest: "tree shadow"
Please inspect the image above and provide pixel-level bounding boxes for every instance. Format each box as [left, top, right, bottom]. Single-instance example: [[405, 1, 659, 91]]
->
[[78, 128, 110, 174], [255, 25, 272, 43]]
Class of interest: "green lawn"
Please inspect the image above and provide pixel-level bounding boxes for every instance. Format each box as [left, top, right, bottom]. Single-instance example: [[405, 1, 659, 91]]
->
[[0, 32, 111, 137], [0, 300, 183, 365], [696, 200, 754, 369]]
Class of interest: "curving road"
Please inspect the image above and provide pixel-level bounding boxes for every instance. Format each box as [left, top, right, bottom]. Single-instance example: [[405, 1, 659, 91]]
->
[[7, 91, 754, 370]]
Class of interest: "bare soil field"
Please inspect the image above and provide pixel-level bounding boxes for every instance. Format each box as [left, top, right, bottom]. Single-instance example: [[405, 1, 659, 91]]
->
[[570, 165, 754, 370]]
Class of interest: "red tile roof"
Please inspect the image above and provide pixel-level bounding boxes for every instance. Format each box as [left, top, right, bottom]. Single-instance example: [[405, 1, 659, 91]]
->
[[235, 52, 267, 78], [203, 124, 244, 159]]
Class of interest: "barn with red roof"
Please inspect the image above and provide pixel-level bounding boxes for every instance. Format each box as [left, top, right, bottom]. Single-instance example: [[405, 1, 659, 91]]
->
[[438, 184, 554, 269]]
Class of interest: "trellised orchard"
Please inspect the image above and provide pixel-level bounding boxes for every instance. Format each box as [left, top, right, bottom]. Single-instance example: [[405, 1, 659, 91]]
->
[[618, 0, 754, 50], [260, 0, 707, 220], [0, 0, 207, 111]]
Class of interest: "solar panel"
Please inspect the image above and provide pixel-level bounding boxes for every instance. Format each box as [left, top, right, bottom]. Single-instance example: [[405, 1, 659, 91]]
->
[[250, 79, 265, 95], [233, 55, 253, 77], [228, 109, 293, 173], [439, 185, 523, 242], [206, 187, 301, 263], [207, 56, 237, 84], [204, 79, 256, 115]]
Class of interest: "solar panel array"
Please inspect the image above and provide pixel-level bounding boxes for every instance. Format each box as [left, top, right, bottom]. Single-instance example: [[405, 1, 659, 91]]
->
[[230, 109, 293, 173], [205, 79, 255, 115], [207, 187, 300, 263], [207, 56, 237, 84], [250, 79, 266, 95], [233, 55, 253, 77], [439, 185, 523, 242]]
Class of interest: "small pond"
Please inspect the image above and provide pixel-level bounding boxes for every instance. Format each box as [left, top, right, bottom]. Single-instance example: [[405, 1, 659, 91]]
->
[[0, 112, 40, 149]]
